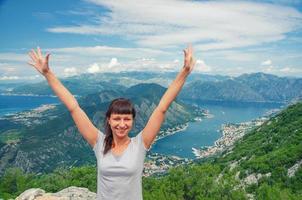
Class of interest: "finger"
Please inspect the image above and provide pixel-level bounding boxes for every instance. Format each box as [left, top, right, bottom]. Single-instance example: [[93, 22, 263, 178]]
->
[[37, 46, 43, 58], [31, 49, 39, 60], [45, 53, 51, 63], [27, 61, 36, 67], [28, 52, 37, 61], [183, 48, 188, 56], [188, 44, 193, 55]]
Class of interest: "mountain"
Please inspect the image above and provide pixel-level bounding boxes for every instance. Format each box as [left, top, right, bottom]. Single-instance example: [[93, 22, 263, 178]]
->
[[0, 71, 228, 96], [235, 72, 302, 102], [0, 83, 197, 176], [181, 72, 302, 103], [3, 72, 302, 103], [7, 79, 126, 96], [2, 101, 302, 199], [181, 79, 265, 102]]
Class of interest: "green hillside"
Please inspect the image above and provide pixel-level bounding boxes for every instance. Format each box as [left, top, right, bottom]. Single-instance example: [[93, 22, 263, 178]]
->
[[142, 102, 302, 199], [1, 102, 301, 199]]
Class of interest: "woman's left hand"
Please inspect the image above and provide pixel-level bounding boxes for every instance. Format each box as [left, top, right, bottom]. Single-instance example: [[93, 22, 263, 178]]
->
[[183, 44, 196, 74]]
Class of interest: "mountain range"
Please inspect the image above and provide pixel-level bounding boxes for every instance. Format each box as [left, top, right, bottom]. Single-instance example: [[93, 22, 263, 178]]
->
[[180, 72, 302, 103], [2, 72, 302, 103]]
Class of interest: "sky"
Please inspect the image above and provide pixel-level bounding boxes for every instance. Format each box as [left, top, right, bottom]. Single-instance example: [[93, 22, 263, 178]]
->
[[1, 0, 302, 82]]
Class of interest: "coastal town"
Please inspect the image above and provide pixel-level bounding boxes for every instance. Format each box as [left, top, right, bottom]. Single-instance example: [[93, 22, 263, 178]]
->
[[143, 152, 193, 177], [0, 104, 57, 127], [192, 111, 279, 159]]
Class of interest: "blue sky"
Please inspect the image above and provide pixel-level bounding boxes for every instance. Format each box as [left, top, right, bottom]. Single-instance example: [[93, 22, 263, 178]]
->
[[1, 0, 302, 81]]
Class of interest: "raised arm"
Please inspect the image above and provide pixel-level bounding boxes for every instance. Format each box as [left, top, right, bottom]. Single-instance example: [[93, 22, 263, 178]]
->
[[28, 47, 99, 148], [142, 45, 196, 149]]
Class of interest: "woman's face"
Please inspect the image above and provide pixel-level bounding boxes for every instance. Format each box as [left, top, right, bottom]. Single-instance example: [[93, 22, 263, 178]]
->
[[108, 113, 134, 138]]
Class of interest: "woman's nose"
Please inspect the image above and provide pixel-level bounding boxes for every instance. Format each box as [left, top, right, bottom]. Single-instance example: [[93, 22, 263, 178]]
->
[[119, 120, 126, 127]]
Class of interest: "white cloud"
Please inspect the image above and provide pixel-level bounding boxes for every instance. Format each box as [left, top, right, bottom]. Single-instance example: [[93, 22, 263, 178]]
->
[[0, 53, 27, 62], [108, 57, 120, 69], [64, 67, 78, 77], [264, 65, 274, 72], [278, 67, 302, 75], [87, 58, 123, 73], [280, 67, 291, 72], [48, 45, 168, 59], [0, 76, 20, 80], [87, 63, 101, 73], [48, 0, 302, 50], [213, 50, 258, 62], [261, 59, 272, 65], [195, 59, 212, 73], [0, 75, 40, 81]]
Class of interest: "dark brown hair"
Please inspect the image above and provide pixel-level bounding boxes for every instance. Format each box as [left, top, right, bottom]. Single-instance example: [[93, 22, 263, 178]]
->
[[103, 98, 136, 155]]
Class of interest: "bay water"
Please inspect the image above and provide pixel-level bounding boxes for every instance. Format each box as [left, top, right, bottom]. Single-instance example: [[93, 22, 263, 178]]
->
[[151, 101, 283, 159], [0, 95, 59, 116]]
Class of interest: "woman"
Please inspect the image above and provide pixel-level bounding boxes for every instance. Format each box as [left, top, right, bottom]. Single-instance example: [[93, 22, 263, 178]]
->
[[28, 45, 195, 200]]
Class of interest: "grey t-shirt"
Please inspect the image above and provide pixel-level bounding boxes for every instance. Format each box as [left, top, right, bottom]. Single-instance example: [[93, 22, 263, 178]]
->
[[93, 130, 149, 200]]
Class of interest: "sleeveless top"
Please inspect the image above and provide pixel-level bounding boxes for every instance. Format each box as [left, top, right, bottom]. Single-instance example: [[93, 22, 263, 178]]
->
[[93, 130, 149, 200]]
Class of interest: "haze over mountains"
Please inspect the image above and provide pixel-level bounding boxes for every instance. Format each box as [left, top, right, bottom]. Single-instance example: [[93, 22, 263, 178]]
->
[[181, 72, 302, 103], [2, 72, 302, 103]]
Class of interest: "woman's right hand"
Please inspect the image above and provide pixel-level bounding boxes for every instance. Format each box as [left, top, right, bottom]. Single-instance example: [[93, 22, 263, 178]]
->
[[28, 47, 51, 76]]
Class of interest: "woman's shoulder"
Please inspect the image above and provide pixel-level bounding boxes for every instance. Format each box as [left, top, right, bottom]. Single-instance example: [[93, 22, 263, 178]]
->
[[132, 130, 150, 151], [93, 130, 105, 152]]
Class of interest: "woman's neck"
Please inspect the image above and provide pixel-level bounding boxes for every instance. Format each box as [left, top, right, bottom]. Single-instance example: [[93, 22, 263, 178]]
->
[[112, 136, 130, 147]]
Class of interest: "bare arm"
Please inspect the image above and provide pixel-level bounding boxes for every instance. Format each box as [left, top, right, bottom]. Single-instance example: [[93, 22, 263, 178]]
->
[[142, 45, 196, 149], [28, 47, 98, 147]]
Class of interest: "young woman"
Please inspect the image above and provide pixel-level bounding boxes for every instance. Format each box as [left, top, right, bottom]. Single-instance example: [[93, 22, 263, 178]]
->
[[28, 45, 196, 200]]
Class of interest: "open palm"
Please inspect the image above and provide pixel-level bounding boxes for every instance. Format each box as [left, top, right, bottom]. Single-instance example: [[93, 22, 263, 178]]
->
[[183, 44, 195, 73], [28, 47, 50, 75]]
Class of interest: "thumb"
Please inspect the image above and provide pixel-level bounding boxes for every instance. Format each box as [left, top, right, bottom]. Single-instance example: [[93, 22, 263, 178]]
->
[[45, 53, 51, 63]]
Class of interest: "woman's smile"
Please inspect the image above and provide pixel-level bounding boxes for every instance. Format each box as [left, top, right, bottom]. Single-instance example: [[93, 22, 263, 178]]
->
[[108, 113, 134, 137]]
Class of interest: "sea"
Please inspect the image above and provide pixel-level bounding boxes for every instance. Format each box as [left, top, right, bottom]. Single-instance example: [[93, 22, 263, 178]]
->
[[0, 95, 60, 116], [0, 95, 283, 159]]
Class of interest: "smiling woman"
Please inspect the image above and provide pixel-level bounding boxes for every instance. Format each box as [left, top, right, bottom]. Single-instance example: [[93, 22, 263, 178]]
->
[[103, 98, 136, 155], [27, 45, 196, 200]]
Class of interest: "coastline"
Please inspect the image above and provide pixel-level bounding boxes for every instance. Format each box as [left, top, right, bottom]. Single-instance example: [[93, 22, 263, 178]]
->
[[154, 108, 212, 142], [155, 123, 189, 141], [192, 118, 267, 159], [192, 108, 281, 159]]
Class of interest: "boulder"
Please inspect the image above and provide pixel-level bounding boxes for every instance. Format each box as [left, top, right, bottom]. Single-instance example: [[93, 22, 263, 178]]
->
[[15, 186, 96, 200]]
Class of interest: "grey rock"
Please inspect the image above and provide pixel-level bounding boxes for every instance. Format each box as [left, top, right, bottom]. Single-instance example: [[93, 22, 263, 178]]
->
[[15, 186, 96, 200], [15, 188, 45, 200]]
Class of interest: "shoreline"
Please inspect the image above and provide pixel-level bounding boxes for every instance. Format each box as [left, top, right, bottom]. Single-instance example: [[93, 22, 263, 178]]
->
[[154, 108, 213, 142], [192, 107, 281, 159], [192, 118, 267, 159], [155, 123, 189, 141]]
